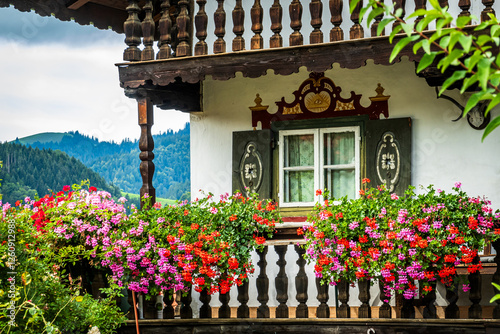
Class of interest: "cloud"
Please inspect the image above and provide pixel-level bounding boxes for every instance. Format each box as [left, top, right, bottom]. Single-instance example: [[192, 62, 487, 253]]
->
[[0, 7, 190, 143]]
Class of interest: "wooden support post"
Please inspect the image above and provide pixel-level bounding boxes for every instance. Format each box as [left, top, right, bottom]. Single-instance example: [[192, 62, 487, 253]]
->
[[295, 245, 308, 318], [256, 247, 270, 318], [330, 0, 344, 41], [316, 277, 330, 318], [493, 239, 500, 318], [269, 0, 283, 48], [275, 245, 289, 318], [138, 97, 156, 208]]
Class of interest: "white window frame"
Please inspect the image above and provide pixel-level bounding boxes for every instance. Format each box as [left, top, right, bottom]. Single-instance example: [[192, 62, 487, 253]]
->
[[279, 126, 360, 207]]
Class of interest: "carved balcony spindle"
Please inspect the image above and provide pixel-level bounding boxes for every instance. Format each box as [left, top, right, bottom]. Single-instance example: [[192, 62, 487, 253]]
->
[[378, 281, 391, 318], [214, 0, 226, 53], [358, 279, 371, 318], [195, 0, 209, 56], [392, 0, 406, 30], [309, 0, 323, 44], [123, 0, 142, 61], [275, 245, 289, 318], [295, 245, 308, 318], [157, 0, 172, 60], [401, 295, 415, 319], [219, 290, 231, 318], [336, 279, 350, 318], [251, 0, 264, 49], [237, 281, 250, 318], [349, 0, 364, 40], [438, 0, 448, 8], [422, 282, 437, 319], [370, 0, 385, 37], [176, 0, 191, 57], [289, 0, 303, 46], [141, 0, 155, 61], [138, 293, 144, 319], [199, 288, 212, 318], [163, 292, 175, 319], [138, 97, 156, 208], [414, 0, 427, 26], [256, 247, 270, 318], [468, 256, 482, 319], [180, 288, 193, 319], [493, 240, 500, 318], [330, 0, 344, 41], [316, 278, 330, 318], [270, 0, 283, 48], [482, 0, 495, 22], [458, 0, 471, 17], [232, 0, 245, 51], [445, 285, 460, 318]]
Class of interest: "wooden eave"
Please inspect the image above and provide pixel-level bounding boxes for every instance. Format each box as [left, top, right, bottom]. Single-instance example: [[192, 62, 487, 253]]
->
[[0, 0, 128, 33]]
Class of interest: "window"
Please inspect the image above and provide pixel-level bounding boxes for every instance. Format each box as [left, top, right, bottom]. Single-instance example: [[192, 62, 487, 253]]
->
[[279, 126, 360, 207]]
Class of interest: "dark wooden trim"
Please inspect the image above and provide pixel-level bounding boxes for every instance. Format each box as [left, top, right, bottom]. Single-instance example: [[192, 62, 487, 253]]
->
[[117, 34, 424, 88]]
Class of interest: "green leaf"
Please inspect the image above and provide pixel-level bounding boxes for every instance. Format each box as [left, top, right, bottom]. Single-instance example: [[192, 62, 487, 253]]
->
[[463, 91, 486, 116], [482, 115, 500, 141], [460, 75, 479, 93], [439, 70, 467, 93], [490, 294, 500, 303], [367, 7, 385, 26], [349, 0, 361, 14], [378, 18, 395, 36], [465, 52, 485, 73], [458, 34, 473, 53], [389, 25, 403, 43], [400, 23, 415, 36], [485, 94, 500, 115], [439, 35, 450, 49], [437, 49, 464, 71], [477, 34, 493, 47], [491, 24, 500, 38], [390, 35, 420, 62], [477, 57, 494, 89], [456, 15, 472, 28], [394, 8, 403, 19], [422, 39, 431, 54], [417, 53, 438, 73]]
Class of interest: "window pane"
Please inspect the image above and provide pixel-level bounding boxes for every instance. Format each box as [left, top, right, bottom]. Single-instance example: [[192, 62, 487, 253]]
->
[[324, 169, 355, 199], [324, 132, 355, 165], [285, 134, 314, 167], [284, 170, 314, 203]]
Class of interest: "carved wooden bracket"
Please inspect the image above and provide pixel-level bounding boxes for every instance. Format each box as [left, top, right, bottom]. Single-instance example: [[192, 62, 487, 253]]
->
[[251, 72, 390, 129]]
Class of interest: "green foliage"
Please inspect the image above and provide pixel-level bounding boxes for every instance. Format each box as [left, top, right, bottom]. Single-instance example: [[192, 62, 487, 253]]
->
[[0, 142, 121, 205], [356, 0, 500, 141]]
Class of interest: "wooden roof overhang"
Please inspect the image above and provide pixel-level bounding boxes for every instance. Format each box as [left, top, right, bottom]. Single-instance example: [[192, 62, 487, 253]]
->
[[0, 0, 128, 33], [117, 34, 426, 113]]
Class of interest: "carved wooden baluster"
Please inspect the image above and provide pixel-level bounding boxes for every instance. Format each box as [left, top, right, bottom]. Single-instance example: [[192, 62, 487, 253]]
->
[[482, 0, 495, 22], [414, 0, 427, 27], [275, 245, 289, 318], [138, 97, 156, 208], [251, 0, 264, 49], [232, 0, 245, 51], [219, 289, 231, 318], [493, 239, 500, 318], [349, 0, 364, 40], [438, 0, 448, 8], [378, 281, 391, 318], [214, 0, 226, 53], [316, 277, 330, 318], [163, 292, 175, 319], [309, 0, 323, 44], [330, 0, 344, 41], [199, 288, 212, 318], [370, 0, 384, 37], [392, 0, 406, 30], [336, 279, 350, 318], [176, 0, 191, 57], [270, 0, 283, 48], [157, 0, 172, 60], [401, 296, 415, 318], [138, 293, 144, 319], [422, 282, 437, 319], [289, 0, 303, 46], [458, 0, 471, 17], [141, 0, 155, 61], [143, 294, 156, 319], [468, 256, 482, 319], [195, 0, 208, 56], [358, 279, 371, 318], [123, 0, 142, 61], [237, 281, 250, 318], [445, 285, 460, 318], [295, 245, 308, 318], [127, 289, 136, 320], [180, 287, 193, 319], [257, 247, 270, 318]]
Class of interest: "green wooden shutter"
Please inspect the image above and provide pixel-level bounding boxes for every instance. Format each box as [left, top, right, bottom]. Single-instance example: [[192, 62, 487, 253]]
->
[[232, 130, 273, 199], [365, 117, 412, 196]]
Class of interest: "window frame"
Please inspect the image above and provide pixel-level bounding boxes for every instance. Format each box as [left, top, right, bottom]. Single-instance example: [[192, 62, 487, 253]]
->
[[278, 125, 361, 208]]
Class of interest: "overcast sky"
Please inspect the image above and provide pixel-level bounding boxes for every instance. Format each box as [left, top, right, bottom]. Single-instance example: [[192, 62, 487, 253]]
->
[[0, 6, 189, 143]]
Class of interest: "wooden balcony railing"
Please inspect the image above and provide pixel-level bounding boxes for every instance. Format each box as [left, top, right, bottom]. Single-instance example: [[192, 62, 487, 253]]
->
[[121, 0, 497, 62]]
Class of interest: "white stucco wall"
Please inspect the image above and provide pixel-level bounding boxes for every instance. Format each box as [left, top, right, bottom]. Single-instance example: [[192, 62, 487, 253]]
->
[[188, 60, 500, 315]]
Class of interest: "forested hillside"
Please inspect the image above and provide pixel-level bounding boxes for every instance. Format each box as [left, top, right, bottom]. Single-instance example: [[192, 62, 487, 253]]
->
[[0, 142, 122, 205], [20, 124, 190, 200]]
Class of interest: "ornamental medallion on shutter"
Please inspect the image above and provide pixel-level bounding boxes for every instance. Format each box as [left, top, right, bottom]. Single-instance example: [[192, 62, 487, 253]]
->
[[376, 132, 400, 192], [232, 130, 273, 199]]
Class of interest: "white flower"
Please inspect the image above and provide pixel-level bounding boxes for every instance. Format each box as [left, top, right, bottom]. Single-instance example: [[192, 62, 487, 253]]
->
[[88, 326, 101, 334]]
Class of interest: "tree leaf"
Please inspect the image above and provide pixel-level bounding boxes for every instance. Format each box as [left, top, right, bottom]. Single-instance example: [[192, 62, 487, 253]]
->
[[482, 115, 500, 141], [417, 53, 439, 73], [461, 75, 479, 93], [390, 35, 420, 62], [477, 57, 494, 89], [349, 0, 361, 14], [456, 15, 472, 28], [367, 7, 385, 26], [485, 94, 500, 115], [378, 18, 395, 36], [389, 25, 403, 43], [458, 34, 473, 53], [439, 70, 467, 93]]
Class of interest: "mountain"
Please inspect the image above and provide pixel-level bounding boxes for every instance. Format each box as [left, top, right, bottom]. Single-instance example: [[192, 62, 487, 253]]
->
[[15, 124, 190, 200], [0, 142, 122, 205]]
